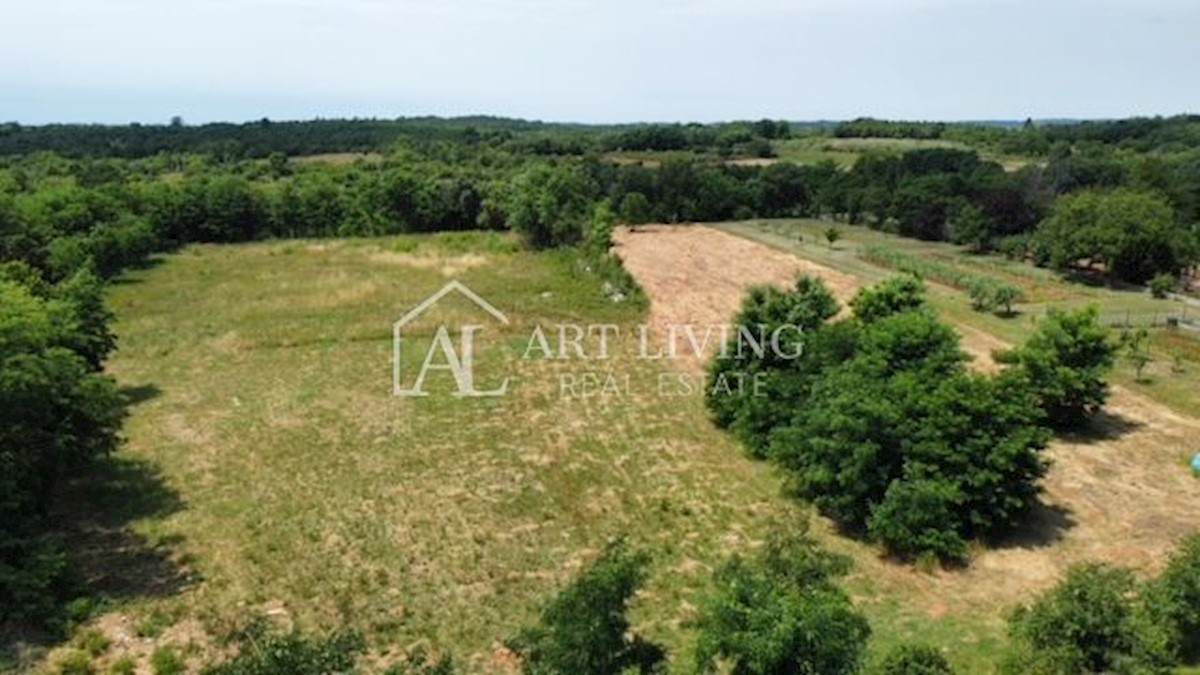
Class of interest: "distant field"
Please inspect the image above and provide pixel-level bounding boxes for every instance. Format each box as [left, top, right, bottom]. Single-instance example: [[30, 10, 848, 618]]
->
[[773, 136, 1037, 170], [291, 152, 384, 165]]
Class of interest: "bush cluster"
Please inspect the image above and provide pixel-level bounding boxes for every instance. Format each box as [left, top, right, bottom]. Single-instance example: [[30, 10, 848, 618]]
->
[[707, 276, 1115, 563], [860, 246, 1025, 315]]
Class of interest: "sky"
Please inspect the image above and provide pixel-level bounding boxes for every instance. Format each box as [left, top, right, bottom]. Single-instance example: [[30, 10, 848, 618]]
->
[[2, 0, 1198, 125]]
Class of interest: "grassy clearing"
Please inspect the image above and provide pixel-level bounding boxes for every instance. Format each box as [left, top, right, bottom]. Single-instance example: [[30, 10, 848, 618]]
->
[[70, 226, 1194, 674], [773, 136, 970, 168], [290, 152, 385, 165], [715, 219, 1200, 419], [97, 232, 810, 673], [772, 136, 1037, 171]]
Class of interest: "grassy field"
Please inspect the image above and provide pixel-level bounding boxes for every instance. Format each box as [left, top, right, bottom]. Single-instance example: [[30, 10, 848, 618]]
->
[[40, 227, 1196, 673], [772, 136, 1037, 171], [715, 219, 1200, 419], [76, 232, 809, 673]]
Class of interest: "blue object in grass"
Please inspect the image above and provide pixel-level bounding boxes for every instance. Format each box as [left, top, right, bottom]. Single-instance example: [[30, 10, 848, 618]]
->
[[1193, 454, 1200, 476]]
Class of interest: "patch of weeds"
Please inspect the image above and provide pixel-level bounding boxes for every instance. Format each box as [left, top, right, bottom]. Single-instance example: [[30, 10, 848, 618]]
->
[[137, 610, 175, 638], [150, 646, 187, 675], [75, 629, 112, 657], [109, 655, 137, 675], [55, 649, 95, 675]]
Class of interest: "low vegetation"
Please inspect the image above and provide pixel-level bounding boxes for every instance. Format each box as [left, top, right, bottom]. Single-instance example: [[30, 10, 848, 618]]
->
[[693, 522, 870, 674], [859, 245, 1026, 316], [1005, 535, 1200, 674], [707, 276, 1119, 563], [507, 540, 665, 675]]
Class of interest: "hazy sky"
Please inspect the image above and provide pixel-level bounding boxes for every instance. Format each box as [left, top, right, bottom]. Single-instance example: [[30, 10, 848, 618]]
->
[[3, 0, 1198, 125]]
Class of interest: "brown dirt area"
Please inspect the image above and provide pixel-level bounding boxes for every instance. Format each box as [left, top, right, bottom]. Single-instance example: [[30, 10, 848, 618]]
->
[[613, 223, 1200, 615]]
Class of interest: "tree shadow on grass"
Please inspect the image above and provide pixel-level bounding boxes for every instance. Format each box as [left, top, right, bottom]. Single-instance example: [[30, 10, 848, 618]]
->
[[990, 502, 1078, 552], [1, 454, 193, 663], [59, 455, 193, 598], [120, 383, 163, 408], [108, 255, 166, 286], [1060, 409, 1144, 444]]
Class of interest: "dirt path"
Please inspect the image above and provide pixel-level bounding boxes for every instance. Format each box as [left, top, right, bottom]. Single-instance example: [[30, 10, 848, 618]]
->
[[614, 224, 1200, 613]]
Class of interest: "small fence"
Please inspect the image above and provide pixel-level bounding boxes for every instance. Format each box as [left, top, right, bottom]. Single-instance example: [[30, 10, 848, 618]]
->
[[1092, 306, 1198, 331]]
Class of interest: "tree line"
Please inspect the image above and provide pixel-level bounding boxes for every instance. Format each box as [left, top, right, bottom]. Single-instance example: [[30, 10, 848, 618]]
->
[[95, 526, 1200, 674]]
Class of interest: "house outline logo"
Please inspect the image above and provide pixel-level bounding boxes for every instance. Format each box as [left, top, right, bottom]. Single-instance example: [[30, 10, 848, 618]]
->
[[392, 280, 510, 398]]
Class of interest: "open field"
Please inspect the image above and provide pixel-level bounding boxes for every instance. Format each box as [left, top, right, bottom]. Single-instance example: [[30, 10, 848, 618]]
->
[[614, 224, 1200, 671], [773, 136, 1037, 170], [26, 225, 1200, 674], [53, 232, 804, 673], [290, 152, 384, 165]]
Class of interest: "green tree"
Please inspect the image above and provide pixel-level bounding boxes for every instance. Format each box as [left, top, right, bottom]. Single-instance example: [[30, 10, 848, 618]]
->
[[51, 268, 117, 371], [618, 191, 653, 225], [1033, 189, 1194, 283], [996, 307, 1116, 429], [507, 540, 665, 675], [824, 226, 842, 249], [1121, 328, 1154, 382], [695, 522, 870, 675], [1141, 533, 1200, 663], [0, 280, 125, 625], [877, 644, 955, 675], [705, 276, 841, 456], [1007, 564, 1171, 674], [966, 279, 997, 313], [991, 284, 1024, 317], [849, 275, 929, 324], [505, 163, 596, 249], [948, 202, 993, 252]]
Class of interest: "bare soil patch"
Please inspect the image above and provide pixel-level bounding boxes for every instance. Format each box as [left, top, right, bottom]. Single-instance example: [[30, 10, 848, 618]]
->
[[613, 224, 861, 372], [615, 223, 1200, 616]]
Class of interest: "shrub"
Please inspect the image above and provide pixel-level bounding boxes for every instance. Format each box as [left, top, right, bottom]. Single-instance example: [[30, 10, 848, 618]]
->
[[996, 307, 1116, 429], [201, 625, 365, 675], [507, 540, 665, 675], [1007, 563, 1169, 674], [1148, 273, 1176, 299], [1142, 533, 1200, 663], [877, 644, 955, 674], [150, 647, 186, 675], [109, 655, 137, 675], [695, 522, 870, 675], [825, 226, 842, 248], [867, 480, 970, 564], [383, 645, 457, 675], [55, 649, 95, 675], [580, 201, 644, 306], [75, 629, 111, 657]]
